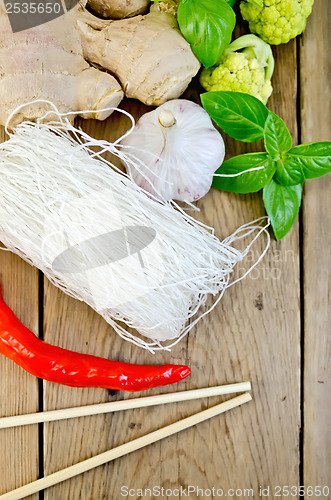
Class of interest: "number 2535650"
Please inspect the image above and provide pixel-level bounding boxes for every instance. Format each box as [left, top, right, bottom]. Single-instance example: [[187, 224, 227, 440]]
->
[[273, 485, 329, 497], [5, 2, 61, 14]]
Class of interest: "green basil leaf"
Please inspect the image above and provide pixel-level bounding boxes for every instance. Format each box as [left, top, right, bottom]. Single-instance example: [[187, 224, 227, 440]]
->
[[212, 153, 275, 193], [263, 179, 303, 240], [264, 112, 292, 155], [287, 142, 331, 179], [177, 0, 236, 68], [201, 91, 269, 142], [273, 154, 305, 186]]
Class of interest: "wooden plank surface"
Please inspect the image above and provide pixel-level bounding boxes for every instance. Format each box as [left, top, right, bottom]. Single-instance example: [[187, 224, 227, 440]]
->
[[41, 39, 301, 500], [300, 0, 331, 491], [0, 124, 40, 500], [0, 3, 329, 499]]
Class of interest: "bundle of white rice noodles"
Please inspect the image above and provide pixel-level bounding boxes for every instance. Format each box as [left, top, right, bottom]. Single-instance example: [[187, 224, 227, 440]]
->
[[0, 102, 269, 351]]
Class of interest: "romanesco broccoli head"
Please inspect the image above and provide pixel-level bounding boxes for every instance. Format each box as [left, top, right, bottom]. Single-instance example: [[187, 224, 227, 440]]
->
[[200, 34, 274, 104], [240, 0, 314, 45], [150, 0, 179, 16]]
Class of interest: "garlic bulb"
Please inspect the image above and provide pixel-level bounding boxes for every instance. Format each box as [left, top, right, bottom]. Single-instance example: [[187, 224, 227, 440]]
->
[[120, 99, 225, 202]]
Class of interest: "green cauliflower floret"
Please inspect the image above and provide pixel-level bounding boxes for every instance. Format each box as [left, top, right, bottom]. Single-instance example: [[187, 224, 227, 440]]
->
[[200, 34, 274, 104], [240, 0, 314, 45], [150, 0, 180, 16]]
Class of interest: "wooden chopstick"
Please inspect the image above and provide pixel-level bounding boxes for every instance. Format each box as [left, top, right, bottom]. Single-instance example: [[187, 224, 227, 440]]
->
[[0, 381, 251, 429], [0, 393, 252, 500]]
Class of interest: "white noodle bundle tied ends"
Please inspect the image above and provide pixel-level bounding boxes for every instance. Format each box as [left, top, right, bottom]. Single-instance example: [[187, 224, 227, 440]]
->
[[0, 109, 269, 351]]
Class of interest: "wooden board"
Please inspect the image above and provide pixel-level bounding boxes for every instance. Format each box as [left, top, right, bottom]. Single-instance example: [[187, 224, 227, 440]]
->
[[300, 0, 331, 491], [0, 126, 40, 500], [0, 2, 329, 498]]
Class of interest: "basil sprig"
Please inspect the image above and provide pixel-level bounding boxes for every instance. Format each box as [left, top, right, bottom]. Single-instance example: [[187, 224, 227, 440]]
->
[[212, 153, 275, 193], [201, 91, 268, 142], [263, 181, 303, 240], [177, 0, 236, 68], [201, 91, 331, 239], [264, 112, 292, 155]]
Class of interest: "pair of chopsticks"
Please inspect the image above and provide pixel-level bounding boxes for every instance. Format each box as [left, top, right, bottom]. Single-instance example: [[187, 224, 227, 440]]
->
[[0, 381, 252, 500]]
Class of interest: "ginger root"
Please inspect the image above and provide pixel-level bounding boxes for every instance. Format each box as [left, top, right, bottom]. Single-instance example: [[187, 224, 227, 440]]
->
[[78, 10, 200, 106], [0, 4, 200, 126], [87, 0, 149, 19], [0, 6, 124, 127]]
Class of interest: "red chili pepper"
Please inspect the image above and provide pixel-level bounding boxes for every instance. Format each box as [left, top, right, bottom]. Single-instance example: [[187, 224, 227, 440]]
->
[[0, 285, 190, 392]]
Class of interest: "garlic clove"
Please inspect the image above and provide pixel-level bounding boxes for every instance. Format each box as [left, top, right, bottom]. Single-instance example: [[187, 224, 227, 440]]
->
[[120, 99, 225, 203]]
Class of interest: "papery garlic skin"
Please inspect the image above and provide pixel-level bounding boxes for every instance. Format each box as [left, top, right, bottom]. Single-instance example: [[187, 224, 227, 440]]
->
[[120, 99, 225, 202]]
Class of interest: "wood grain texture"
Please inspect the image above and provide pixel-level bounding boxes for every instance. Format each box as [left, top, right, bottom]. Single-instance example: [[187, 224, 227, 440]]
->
[[177, 40, 300, 495], [42, 103, 192, 500], [0, 5, 329, 497], [0, 124, 40, 499], [300, 0, 331, 489], [41, 39, 301, 500]]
